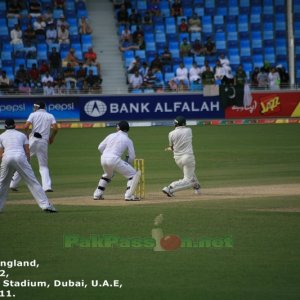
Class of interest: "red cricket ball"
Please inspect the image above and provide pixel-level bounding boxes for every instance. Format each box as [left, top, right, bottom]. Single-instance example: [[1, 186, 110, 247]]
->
[[160, 235, 181, 251]]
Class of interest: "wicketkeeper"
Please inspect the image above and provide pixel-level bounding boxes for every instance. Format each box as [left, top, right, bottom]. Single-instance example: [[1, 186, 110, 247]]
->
[[93, 121, 140, 201]]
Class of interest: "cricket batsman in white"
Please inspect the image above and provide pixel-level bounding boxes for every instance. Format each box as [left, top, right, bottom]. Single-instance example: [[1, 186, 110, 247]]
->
[[162, 116, 201, 197]]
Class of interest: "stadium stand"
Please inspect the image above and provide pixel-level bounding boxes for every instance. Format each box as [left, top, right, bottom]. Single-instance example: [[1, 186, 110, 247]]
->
[[0, 0, 298, 94], [113, 0, 295, 93], [0, 0, 102, 94]]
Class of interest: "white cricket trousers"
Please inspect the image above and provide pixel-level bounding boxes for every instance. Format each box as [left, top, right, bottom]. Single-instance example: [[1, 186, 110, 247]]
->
[[94, 156, 136, 199], [10, 138, 52, 191], [0, 154, 51, 211], [169, 154, 199, 192]]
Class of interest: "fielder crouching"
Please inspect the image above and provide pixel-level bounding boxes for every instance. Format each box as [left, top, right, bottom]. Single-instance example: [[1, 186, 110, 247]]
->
[[93, 121, 140, 201], [162, 116, 201, 197]]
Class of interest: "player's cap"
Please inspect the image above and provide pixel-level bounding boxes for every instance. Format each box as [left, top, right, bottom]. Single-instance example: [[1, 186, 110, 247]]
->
[[174, 116, 186, 126], [5, 119, 15, 129], [34, 102, 46, 109], [117, 120, 130, 132]]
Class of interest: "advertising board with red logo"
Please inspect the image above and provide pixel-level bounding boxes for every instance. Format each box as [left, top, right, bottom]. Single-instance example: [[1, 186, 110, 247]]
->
[[225, 91, 300, 119]]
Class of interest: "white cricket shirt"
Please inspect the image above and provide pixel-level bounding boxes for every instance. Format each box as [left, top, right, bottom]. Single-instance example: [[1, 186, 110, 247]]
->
[[0, 129, 28, 157], [98, 131, 135, 163], [168, 126, 194, 156], [27, 109, 57, 140]]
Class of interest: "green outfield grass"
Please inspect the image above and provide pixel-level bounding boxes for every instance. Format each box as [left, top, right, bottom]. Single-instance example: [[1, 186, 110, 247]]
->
[[0, 124, 300, 300]]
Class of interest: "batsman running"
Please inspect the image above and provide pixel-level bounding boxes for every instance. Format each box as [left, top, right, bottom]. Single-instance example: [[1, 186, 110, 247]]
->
[[162, 116, 201, 197], [93, 120, 141, 201]]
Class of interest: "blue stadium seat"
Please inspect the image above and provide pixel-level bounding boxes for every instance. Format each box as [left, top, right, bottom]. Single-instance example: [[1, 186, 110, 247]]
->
[[15, 58, 26, 69], [27, 59, 38, 69], [194, 7, 204, 16], [253, 54, 264, 67], [155, 24, 165, 33], [195, 56, 205, 66], [155, 33, 166, 43], [145, 41, 156, 51], [190, 32, 201, 42], [166, 24, 176, 34], [135, 50, 146, 60]]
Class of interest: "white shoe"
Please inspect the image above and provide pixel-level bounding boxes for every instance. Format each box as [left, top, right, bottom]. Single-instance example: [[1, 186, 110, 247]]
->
[[93, 195, 104, 200], [162, 186, 174, 197], [125, 195, 140, 201]]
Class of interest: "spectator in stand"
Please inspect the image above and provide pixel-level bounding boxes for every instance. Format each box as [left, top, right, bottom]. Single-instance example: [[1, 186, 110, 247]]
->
[[171, 0, 183, 18], [160, 47, 173, 66], [119, 33, 145, 52], [39, 60, 50, 75], [76, 62, 87, 90], [148, 0, 161, 16], [46, 23, 58, 45], [120, 25, 132, 43], [7, 0, 22, 18], [128, 70, 143, 91], [234, 65, 247, 87], [178, 18, 188, 33], [127, 56, 141, 75], [175, 62, 189, 90], [219, 53, 230, 67], [84, 69, 102, 93], [0, 71, 11, 94], [128, 8, 141, 25], [68, 81, 79, 94], [123, 0, 132, 10], [23, 24, 36, 47], [10, 24, 23, 45], [29, 0, 42, 17], [48, 47, 61, 78], [139, 62, 149, 78], [142, 68, 157, 90], [84, 47, 101, 75], [251, 67, 260, 88], [188, 13, 202, 32], [189, 62, 201, 84], [14, 65, 29, 87], [43, 81, 55, 95], [268, 67, 280, 90], [58, 25, 70, 44], [28, 63, 41, 87], [33, 16, 46, 36], [132, 26, 144, 44], [204, 36, 216, 56], [180, 38, 191, 58], [142, 11, 152, 25], [201, 64, 215, 85], [214, 59, 226, 85], [257, 67, 268, 89], [150, 53, 163, 73], [223, 65, 234, 85], [63, 48, 80, 67], [190, 39, 205, 56], [41, 71, 54, 86], [113, 0, 124, 9], [63, 62, 77, 84], [43, 7, 54, 27], [79, 16, 93, 35], [57, 16, 69, 30], [117, 4, 129, 25], [277, 65, 289, 88], [54, 0, 65, 9], [54, 76, 66, 94]]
